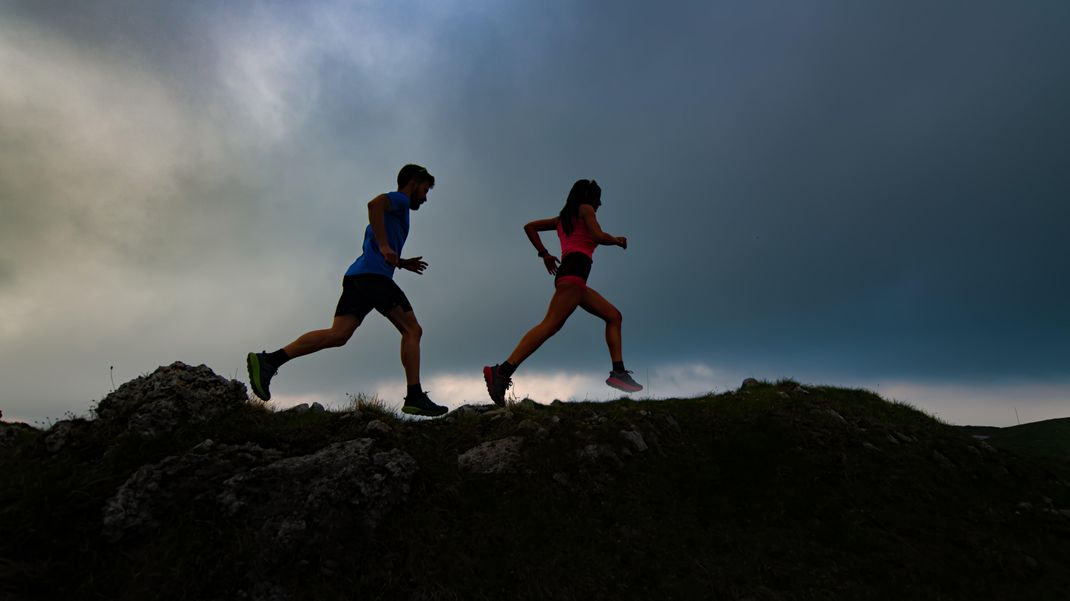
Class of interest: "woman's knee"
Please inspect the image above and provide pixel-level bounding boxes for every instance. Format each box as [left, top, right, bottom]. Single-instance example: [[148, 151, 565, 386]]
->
[[542, 318, 567, 336], [608, 308, 623, 326]]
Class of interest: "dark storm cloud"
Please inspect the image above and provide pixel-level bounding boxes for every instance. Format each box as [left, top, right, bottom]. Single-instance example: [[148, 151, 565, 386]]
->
[[2, 1, 1067, 424], [379, 1, 1070, 381]]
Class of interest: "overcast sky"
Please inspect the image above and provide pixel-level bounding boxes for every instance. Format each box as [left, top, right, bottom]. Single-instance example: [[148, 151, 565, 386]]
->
[[2, 1, 1067, 427]]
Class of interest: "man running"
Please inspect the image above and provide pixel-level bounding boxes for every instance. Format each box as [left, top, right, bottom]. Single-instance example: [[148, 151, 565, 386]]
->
[[247, 164, 448, 417]]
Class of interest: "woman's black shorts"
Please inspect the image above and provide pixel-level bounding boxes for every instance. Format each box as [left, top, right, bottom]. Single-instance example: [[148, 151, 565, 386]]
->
[[335, 274, 413, 319], [554, 252, 593, 287]]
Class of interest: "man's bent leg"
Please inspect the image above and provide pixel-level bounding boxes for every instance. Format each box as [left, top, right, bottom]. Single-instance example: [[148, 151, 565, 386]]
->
[[382, 307, 422, 385], [382, 307, 446, 416]]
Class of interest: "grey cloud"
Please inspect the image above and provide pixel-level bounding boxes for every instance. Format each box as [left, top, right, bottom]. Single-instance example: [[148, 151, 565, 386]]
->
[[418, 2, 1070, 378], [0, 258, 13, 289], [1, 1, 1067, 424]]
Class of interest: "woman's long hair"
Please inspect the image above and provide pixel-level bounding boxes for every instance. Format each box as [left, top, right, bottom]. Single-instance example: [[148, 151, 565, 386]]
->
[[558, 179, 601, 235]]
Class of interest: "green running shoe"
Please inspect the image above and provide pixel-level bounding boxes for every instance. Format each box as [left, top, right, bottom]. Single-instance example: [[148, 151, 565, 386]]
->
[[246, 351, 278, 401]]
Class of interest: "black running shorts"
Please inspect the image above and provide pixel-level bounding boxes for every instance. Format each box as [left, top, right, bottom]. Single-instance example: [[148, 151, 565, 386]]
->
[[554, 252, 593, 287], [335, 274, 413, 319]]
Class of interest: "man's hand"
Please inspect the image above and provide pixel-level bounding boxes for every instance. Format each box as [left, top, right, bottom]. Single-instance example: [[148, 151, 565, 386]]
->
[[379, 244, 399, 267], [614, 236, 628, 250], [399, 256, 428, 274], [543, 254, 560, 275]]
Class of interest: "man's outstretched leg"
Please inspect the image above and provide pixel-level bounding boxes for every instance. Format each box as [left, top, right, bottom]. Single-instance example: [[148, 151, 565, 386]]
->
[[247, 315, 361, 401], [381, 306, 447, 417]]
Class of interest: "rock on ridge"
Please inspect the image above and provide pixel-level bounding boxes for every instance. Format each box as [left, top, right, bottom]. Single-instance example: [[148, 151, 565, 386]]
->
[[458, 436, 525, 474], [218, 439, 417, 546], [94, 362, 248, 437], [102, 439, 283, 541], [103, 437, 418, 551]]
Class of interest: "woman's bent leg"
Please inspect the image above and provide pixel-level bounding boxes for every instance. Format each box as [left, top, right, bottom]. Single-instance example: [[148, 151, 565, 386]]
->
[[579, 287, 623, 363]]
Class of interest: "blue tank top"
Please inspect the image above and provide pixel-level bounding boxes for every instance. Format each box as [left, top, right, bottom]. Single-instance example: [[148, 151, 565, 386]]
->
[[345, 191, 411, 278]]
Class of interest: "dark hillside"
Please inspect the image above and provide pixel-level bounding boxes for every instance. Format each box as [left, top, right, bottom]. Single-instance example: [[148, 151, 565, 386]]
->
[[961, 418, 1070, 463], [2, 364, 1069, 600]]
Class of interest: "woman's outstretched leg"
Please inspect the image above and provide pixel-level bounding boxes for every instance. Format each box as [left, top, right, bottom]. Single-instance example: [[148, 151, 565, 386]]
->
[[508, 283, 584, 365], [483, 283, 584, 405]]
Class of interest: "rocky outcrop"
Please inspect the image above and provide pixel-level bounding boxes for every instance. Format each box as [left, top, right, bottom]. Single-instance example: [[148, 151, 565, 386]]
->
[[94, 362, 248, 438], [34, 362, 249, 453], [458, 436, 525, 474], [103, 437, 417, 546], [0, 421, 35, 447], [103, 439, 282, 541], [218, 439, 417, 546]]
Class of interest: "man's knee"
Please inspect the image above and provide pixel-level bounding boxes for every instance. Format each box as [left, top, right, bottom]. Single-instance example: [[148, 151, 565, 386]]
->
[[609, 309, 623, 326], [330, 324, 358, 347], [399, 318, 422, 340]]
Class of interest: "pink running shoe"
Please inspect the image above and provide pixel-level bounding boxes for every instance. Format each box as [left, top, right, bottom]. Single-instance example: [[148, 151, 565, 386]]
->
[[606, 370, 643, 393]]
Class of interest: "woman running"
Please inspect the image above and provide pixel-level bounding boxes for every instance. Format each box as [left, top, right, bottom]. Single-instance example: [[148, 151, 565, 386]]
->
[[483, 179, 643, 405]]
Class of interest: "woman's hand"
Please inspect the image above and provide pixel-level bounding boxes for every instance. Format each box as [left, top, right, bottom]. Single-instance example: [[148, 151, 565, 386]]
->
[[398, 256, 428, 274], [615, 236, 628, 250], [543, 254, 560, 275]]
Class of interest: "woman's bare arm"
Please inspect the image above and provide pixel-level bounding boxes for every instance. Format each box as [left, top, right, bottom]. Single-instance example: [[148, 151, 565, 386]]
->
[[524, 217, 559, 255], [524, 216, 561, 274], [579, 205, 626, 248]]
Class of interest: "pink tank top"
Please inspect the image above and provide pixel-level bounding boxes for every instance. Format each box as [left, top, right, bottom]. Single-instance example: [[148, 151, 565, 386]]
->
[[557, 217, 597, 259]]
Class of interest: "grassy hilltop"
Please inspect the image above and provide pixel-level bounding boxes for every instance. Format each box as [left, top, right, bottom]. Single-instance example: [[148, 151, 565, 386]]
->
[[2, 364, 1069, 601]]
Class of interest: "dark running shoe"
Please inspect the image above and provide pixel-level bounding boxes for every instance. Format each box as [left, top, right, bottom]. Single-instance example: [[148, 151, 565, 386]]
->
[[402, 390, 448, 417], [483, 364, 511, 407], [606, 370, 643, 393], [247, 351, 278, 401]]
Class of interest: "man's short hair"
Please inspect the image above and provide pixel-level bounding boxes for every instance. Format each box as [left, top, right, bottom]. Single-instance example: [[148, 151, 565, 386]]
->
[[397, 164, 434, 188]]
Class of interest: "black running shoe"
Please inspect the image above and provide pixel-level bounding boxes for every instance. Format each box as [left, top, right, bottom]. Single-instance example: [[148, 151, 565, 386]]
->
[[606, 369, 643, 393], [246, 351, 278, 401], [483, 364, 511, 407], [402, 390, 448, 417]]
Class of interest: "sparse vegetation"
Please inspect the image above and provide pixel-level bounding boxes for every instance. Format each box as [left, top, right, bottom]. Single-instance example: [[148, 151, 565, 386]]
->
[[2, 376, 1069, 601]]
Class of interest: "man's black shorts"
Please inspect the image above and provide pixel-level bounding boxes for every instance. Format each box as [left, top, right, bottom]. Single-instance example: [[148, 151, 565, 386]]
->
[[335, 274, 413, 319]]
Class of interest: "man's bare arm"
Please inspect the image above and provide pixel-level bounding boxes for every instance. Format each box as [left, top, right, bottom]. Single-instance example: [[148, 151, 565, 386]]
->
[[367, 194, 397, 266]]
